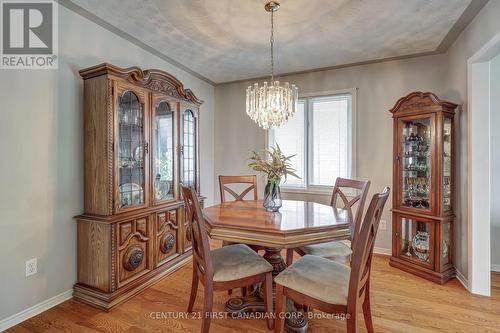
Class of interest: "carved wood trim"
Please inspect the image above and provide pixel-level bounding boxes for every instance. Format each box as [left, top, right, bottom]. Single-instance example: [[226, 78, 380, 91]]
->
[[389, 91, 458, 115], [107, 80, 114, 215], [111, 223, 116, 292], [80, 63, 203, 106]]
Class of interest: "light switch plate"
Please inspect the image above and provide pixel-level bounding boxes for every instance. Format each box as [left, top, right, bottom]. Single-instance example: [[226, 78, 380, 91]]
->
[[26, 258, 37, 277]]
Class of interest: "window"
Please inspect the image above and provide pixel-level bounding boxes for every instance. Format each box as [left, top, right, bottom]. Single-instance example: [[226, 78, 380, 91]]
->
[[268, 90, 355, 191]]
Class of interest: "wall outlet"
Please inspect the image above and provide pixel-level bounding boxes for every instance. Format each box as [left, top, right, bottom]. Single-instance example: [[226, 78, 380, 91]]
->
[[26, 258, 37, 277], [380, 220, 387, 231]]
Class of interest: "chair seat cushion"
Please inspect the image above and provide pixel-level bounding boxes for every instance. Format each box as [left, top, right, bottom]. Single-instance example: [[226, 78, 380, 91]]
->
[[299, 240, 352, 258], [211, 244, 272, 282], [275, 255, 351, 305]]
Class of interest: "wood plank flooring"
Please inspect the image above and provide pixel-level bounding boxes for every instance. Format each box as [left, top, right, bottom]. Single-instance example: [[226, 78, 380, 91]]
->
[[6, 251, 500, 333]]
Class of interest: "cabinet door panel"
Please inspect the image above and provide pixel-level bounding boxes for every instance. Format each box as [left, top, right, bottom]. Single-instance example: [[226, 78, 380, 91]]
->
[[116, 217, 152, 287], [155, 209, 180, 266], [442, 116, 453, 213], [115, 84, 149, 213], [396, 214, 435, 269], [396, 114, 436, 215], [181, 108, 199, 191], [152, 98, 177, 205]]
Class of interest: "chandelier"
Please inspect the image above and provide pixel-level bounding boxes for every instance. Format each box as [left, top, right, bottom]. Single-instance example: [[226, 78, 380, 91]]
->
[[246, 1, 298, 130]]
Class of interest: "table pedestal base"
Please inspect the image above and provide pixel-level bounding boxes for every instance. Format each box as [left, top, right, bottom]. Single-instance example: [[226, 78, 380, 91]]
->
[[224, 247, 308, 333]]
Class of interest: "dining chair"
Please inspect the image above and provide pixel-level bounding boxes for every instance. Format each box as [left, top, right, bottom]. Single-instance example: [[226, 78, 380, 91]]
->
[[219, 175, 266, 295], [274, 187, 390, 333], [181, 186, 274, 333], [219, 175, 265, 254], [287, 178, 370, 265]]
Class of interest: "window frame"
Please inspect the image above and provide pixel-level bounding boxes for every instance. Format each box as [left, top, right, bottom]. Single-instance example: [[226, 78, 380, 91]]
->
[[266, 88, 357, 195]]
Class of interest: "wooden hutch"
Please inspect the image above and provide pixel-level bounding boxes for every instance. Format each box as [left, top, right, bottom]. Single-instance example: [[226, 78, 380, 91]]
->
[[74, 63, 202, 310], [389, 91, 457, 284]]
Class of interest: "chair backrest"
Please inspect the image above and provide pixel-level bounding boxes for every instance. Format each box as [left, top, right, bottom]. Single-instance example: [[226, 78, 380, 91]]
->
[[219, 175, 258, 202], [330, 177, 370, 245], [181, 186, 213, 278], [347, 187, 390, 314]]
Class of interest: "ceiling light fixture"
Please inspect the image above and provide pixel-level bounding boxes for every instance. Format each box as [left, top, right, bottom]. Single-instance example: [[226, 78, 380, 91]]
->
[[245, 1, 298, 130]]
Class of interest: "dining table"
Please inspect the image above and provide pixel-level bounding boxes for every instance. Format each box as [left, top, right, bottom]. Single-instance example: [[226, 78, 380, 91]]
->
[[202, 199, 351, 333]]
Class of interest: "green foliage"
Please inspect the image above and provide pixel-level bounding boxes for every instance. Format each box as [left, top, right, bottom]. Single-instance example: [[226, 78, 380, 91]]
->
[[248, 144, 300, 186]]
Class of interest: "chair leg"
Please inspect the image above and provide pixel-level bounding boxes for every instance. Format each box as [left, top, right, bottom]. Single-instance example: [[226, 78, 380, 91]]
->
[[274, 284, 285, 333], [263, 272, 274, 330], [286, 249, 294, 266], [201, 285, 214, 333], [187, 268, 198, 313], [346, 311, 358, 333], [362, 282, 374, 333]]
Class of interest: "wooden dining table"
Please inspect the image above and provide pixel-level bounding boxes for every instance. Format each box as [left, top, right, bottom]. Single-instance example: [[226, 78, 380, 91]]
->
[[203, 199, 351, 332]]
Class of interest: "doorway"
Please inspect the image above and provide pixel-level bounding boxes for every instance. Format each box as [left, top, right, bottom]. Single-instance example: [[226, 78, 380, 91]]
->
[[467, 31, 500, 296]]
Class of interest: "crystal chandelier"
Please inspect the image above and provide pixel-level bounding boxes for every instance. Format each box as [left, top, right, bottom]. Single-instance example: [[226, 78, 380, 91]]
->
[[246, 1, 298, 130]]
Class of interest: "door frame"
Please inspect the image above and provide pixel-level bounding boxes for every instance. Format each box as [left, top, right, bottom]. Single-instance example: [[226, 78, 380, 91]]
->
[[467, 31, 500, 296]]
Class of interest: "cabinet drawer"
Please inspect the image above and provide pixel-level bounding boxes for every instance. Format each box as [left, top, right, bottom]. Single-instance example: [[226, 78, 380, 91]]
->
[[155, 209, 180, 266], [116, 217, 152, 287]]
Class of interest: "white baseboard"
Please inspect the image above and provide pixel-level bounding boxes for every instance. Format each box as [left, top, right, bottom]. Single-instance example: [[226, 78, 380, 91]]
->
[[0, 289, 73, 332], [455, 269, 470, 291], [374, 247, 391, 256], [492, 264, 500, 272]]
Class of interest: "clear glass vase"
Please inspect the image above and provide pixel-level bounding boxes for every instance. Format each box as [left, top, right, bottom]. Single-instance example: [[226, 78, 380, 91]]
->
[[263, 181, 282, 212]]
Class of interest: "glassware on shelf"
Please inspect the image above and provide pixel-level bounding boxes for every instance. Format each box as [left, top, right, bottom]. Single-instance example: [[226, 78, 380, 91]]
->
[[401, 119, 431, 210], [119, 183, 144, 207], [412, 231, 430, 262], [400, 218, 431, 264], [118, 90, 145, 208], [443, 117, 452, 211]]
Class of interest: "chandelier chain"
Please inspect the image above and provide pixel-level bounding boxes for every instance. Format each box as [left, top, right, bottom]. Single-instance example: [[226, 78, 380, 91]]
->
[[270, 8, 274, 81]]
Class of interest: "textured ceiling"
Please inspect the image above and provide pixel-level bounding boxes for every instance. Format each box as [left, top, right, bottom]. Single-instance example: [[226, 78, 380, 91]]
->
[[69, 0, 472, 83]]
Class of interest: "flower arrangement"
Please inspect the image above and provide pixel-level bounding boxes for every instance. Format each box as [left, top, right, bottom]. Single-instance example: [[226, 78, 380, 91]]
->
[[248, 144, 300, 211]]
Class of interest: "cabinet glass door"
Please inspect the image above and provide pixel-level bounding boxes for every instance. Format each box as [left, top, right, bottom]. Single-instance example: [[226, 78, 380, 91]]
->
[[153, 101, 174, 202], [118, 90, 146, 209], [441, 221, 452, 269], [182, 109, 197, 189], [401, 118, 432, 211], [398, 216, 434, 268], [443, 117, 452, 212]]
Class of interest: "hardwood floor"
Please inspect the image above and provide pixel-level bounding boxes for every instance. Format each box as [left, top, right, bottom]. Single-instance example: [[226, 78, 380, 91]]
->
[[7, 250, 500, 333]]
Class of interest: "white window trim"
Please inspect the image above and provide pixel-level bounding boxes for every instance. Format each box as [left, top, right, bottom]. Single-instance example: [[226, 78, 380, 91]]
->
[[266, 88, 357, 195]]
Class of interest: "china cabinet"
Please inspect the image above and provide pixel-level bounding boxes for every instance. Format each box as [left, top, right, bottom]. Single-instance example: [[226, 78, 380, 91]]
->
[[389, 91, 457, 284], [74, 63, 202, 310]]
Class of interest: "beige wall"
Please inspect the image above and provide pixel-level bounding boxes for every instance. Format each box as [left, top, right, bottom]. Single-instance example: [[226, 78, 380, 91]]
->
[[0, 4, 215, 322]]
